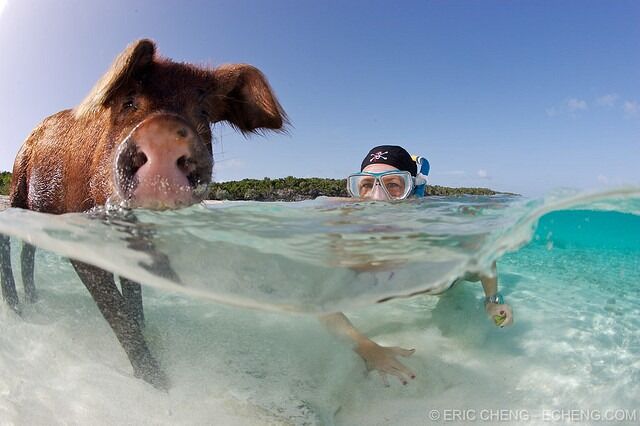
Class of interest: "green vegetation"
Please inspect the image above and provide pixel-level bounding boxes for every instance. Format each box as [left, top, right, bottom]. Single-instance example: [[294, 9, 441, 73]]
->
[[0, 171, 11, 196], [207, 176, 507, 200], [0, 171, 511, 200], [207, 177, 347, 201], [423, 184, 510, 197]]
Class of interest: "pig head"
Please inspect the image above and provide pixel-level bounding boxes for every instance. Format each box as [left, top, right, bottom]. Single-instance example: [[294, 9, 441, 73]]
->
[[10, 39, 286, 213]]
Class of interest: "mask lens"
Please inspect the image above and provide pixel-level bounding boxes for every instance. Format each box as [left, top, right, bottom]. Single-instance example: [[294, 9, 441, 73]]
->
[[348, 175, 374, 197], [357, 176, 376, 197], [380, 174, 406, 199], [381, 172, 412, 199]]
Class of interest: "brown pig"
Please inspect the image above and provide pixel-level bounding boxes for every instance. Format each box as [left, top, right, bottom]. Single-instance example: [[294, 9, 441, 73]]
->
[[0, 39, 287, 388], [11, 38, 285, 212]]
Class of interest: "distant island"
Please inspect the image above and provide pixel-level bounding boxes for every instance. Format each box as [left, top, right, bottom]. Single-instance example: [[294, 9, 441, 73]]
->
[[0, 171, 513, 203], [207, 177, 511, 201]]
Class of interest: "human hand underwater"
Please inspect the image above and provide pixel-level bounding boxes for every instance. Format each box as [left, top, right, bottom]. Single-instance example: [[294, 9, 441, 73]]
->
[[485, 302, 513, 328], [354, 339, 416, 386]]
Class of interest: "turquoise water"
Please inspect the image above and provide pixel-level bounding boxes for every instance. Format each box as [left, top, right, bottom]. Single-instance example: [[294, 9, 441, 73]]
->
[[0, 189, 638, 424]]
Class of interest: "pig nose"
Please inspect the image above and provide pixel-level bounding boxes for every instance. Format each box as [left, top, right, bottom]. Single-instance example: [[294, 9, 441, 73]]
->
[[134, 127, 195, 182], [115, 114, 212, 209]]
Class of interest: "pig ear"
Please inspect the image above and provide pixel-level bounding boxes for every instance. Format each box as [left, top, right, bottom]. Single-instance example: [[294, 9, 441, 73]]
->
[[211, 64, 288, 133], [75, 39, 155, 118]]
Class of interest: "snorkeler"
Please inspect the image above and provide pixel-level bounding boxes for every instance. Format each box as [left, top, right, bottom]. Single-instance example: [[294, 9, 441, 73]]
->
[[322, 145, 513, 386]]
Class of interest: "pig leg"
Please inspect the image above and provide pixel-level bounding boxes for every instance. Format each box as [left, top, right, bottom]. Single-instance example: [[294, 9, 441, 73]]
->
[[21, 242, 37, 303], [91, 210, 181, 283], [0, 234, 20, 312], [120, 277, 144, 327], [70, 260, 169, 390]]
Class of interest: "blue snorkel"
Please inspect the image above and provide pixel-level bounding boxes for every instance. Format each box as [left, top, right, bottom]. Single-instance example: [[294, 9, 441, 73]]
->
[[411, 155, 430, 197]]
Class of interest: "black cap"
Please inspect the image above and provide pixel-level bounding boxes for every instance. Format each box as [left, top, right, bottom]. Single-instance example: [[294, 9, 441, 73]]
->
[[360, 145, 417, 176]]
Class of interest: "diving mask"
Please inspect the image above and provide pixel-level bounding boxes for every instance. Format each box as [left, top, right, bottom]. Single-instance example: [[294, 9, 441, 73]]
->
[[347, 171, 415, 200]]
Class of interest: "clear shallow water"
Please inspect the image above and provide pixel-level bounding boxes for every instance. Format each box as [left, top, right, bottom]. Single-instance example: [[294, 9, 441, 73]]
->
[[0, 188, 639, 425]]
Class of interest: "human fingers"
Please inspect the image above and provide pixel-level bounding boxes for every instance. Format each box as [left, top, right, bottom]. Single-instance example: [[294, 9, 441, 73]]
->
[[499, 304, 514, 327], [387, 366, 410, 385], [390, 359, 416, 380], [391, 347, 415, 357]]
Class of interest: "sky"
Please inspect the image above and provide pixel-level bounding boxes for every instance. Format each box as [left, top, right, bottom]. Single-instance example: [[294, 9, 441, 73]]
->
[[0, 0, 638, 197]]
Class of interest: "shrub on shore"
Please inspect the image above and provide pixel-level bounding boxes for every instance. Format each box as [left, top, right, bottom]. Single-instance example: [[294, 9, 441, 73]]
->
[[0, 172, 11, 196]]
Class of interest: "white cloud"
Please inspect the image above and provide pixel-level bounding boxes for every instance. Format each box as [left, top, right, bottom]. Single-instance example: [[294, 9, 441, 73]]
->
[[477, 169, 490, 179], [596, 94, 619, 107], [566, 98, 588, 112], [546, 98, 588, 117], [623, 100, 639, 117], [0, 0, 7, 18], [550, 95, 638, 119], [597, 174, 609, 184]]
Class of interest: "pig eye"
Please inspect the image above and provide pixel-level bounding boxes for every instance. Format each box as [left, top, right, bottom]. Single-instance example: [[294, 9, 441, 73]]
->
[[122, 100, 136, 110], [122, 91, 138, 111]]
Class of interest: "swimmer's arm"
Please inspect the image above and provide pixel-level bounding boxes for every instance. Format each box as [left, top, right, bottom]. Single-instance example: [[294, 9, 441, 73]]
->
[[320, 313, 416, 385], [479, 263, 513, 327], [479, 264, 498, 298], [320, 312, 369, 343]]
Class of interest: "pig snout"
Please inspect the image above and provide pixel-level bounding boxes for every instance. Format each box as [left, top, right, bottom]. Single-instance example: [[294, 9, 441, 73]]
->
[[114, 114, 212, 209]]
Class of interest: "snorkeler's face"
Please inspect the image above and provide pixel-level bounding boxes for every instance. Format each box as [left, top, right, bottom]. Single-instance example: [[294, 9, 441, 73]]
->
[[357, 164, 409, 200]]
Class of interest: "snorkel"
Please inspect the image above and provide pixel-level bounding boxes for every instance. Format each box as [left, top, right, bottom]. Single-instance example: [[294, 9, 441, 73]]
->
[[411, 155, 430, 198]]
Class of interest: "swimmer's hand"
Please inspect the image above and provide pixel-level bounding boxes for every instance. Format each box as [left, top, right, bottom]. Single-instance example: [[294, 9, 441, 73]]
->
[[320, 313, 416, 386], [354, 339, 416, 386], [485, 302, 513, 328]]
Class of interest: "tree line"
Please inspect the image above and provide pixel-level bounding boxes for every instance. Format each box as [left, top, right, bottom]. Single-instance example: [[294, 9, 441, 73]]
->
[[0, 172, 11, 196], [0, 172, 507, 200]]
